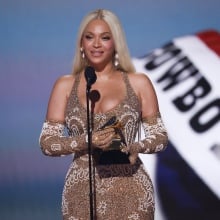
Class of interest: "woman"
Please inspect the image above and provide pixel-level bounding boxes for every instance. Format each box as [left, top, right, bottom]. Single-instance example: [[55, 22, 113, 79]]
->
[[39, 9, 168, 220]]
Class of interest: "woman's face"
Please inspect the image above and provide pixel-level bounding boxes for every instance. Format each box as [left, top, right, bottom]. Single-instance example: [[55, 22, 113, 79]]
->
[[81, 19, 115, 68]]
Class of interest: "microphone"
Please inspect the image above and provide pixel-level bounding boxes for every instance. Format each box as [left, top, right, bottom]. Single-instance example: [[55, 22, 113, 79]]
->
[[84, 66, 97, 89], [84, 66, 97, 220]]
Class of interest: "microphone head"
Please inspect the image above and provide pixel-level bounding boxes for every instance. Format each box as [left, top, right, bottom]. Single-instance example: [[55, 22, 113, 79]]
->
[[84, 66, 97, 86]]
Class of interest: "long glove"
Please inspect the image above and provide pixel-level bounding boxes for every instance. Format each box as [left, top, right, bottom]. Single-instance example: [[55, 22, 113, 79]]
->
[[39, 120, 115, 157], [122, 112, 168, 164], [39, 120, 88, 156]]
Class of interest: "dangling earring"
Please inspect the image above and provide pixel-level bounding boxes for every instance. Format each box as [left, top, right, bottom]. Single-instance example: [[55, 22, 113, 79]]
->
[[80, 47, 85, 59], [114, 52, 119, 67]]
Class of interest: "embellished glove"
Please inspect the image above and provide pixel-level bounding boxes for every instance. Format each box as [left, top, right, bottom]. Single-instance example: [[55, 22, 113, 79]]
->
[[39, 120, 87, 156], [121, 112, 168, 164]]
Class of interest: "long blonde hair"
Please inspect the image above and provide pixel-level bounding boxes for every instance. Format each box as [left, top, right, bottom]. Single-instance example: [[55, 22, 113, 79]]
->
[[72, 9, 136, 75]]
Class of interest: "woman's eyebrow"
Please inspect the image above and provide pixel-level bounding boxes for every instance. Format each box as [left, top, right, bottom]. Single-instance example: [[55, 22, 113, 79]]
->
[[84, 31, 111, 35]]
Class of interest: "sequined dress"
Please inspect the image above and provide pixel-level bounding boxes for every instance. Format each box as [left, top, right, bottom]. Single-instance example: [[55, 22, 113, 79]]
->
[[40, 72, 168, 220], [62, 72, 154, 220]]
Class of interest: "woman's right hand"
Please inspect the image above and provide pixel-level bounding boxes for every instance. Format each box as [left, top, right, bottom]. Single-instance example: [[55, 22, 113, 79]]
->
[[92, 127, 116, 150]]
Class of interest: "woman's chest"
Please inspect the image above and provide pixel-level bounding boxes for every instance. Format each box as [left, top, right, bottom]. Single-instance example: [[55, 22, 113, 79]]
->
[[79, 81, 127, 114]]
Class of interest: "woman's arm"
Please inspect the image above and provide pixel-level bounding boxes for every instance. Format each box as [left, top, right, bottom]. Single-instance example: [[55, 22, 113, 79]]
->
[[39, 75, 88, 156], [124, 73, 168, 164]]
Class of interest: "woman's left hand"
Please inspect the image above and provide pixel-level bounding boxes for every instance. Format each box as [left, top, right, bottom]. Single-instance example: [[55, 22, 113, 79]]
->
[[92, 127, 116, 150]]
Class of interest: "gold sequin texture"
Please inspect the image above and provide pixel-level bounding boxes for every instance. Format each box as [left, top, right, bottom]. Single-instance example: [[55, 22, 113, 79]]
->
[[39, 72, 168, 220]]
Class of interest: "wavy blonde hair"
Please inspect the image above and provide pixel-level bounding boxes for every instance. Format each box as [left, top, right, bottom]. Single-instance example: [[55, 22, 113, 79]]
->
[[72, 9, 136, 75]]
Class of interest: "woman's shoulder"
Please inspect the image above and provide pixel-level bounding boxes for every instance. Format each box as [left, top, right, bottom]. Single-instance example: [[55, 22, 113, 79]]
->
[[127, 72, 153, 90], [52, 74, 75, 90], [55, 74, 75, 85], [51, 74, 76, 98]]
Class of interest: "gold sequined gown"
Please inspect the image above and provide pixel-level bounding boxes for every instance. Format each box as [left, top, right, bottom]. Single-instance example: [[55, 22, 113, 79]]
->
[[39, 72, 168, 220]]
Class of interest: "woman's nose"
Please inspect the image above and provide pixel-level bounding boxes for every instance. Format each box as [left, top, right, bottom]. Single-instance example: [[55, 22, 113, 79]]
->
[[93, 38, 101, 47]]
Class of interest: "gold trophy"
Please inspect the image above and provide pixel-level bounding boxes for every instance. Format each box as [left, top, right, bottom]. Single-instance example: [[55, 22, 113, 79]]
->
[[99, 116, 126, 151]]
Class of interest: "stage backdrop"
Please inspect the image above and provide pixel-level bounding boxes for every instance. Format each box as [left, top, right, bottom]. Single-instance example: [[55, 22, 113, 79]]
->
[[1, 1, 220, 220]]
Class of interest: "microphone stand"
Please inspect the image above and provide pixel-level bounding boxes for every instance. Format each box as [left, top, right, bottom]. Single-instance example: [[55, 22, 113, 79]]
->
[[86, 84, 94, 220]]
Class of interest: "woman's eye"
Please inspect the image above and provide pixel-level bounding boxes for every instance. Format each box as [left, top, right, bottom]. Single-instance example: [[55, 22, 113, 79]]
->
[[85, 35, 93, 39], [102, 36, 110, 40]]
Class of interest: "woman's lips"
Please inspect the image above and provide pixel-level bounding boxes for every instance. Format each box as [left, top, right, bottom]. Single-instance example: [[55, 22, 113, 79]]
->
[[91, 51, 103, 57]]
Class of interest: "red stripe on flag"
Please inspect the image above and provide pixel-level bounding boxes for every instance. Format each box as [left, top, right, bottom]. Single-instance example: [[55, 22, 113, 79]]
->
[[197, 30, 220, 57]]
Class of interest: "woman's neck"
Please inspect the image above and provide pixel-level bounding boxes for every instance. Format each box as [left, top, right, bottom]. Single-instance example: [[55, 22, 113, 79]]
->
[[93, 63, 116, 80]]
